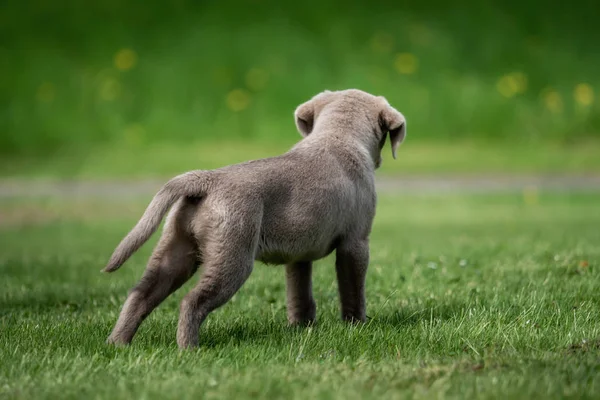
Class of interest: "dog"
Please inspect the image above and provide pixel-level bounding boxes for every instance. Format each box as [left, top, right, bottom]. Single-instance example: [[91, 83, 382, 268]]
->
[[103, 89, 406, 348]]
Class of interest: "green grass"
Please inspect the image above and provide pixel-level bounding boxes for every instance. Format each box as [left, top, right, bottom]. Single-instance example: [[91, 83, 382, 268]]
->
[[2, 0, 600, 157], [1, 192, 600, 399], [2, 140, 600, 179]]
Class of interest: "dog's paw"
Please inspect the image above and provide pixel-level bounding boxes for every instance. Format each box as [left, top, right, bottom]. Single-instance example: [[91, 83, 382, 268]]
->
[[106, 335, 131, 347], [342, 314, 367, 324], [288, 317, 317, 328]]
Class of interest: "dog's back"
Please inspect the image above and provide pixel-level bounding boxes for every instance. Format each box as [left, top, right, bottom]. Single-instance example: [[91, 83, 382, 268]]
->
[[185, 144, 376, 265]]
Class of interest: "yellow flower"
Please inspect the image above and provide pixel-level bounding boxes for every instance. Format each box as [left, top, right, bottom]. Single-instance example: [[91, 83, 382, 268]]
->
[[541, 88, 563, 113], [512, 72, 528, 93], [573, 83, 594, 106], [100, 77, 121, 101], [114, 48, 137, 71], [394, 53, 418, 75], [226, 89, 251, 112], [245, 68, 269, 91], [36, 82, 55, 103], [370, 32, 394, 54], [496, 72, 528, 98]]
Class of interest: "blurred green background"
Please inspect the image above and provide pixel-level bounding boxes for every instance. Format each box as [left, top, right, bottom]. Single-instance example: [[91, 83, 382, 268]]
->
[[2, 0, 599, 177]]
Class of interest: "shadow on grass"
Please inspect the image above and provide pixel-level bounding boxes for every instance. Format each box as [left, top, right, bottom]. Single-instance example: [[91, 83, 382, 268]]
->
[[189, 300, 469, 349], [3, 287, 471, 357], [372, 301, 467, 327]]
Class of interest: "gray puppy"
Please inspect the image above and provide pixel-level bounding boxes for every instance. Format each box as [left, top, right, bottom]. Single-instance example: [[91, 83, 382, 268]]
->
[[104, 89, 406, 348]]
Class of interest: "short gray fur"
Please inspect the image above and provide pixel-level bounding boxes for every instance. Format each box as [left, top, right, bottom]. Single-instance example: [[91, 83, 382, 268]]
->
[[103, 89, 407, 348]]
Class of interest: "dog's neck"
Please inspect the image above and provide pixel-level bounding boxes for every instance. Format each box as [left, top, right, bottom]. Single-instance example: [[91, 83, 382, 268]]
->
[[293, 115, 378, 174]]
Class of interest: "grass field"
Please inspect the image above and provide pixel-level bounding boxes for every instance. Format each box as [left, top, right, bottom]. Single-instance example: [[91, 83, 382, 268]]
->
[[3, 0, 600, 157], [2, 140, 600, 179], [1, 192, 599, 399]]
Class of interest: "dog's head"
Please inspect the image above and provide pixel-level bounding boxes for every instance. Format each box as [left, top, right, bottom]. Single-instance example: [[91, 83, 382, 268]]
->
[[294, 89, 406, 169]]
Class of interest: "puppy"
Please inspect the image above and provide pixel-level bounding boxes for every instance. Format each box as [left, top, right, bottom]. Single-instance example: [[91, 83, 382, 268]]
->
[[104, 89, 406, 348]]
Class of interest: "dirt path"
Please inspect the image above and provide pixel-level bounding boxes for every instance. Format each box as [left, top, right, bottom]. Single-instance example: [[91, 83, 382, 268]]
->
[[1, 175, 599, 199]]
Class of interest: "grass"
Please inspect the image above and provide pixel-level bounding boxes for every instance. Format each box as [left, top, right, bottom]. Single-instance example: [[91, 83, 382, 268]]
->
[[1, 140, 600, 179], [1, 192, 599, 399], [2, 0, 600, 156]]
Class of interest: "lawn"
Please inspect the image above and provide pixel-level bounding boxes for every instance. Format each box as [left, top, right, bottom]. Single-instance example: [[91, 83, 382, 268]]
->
[[2, 140, 600, 179], [3, 0, 599, 158], [1, 192, 599, 399]]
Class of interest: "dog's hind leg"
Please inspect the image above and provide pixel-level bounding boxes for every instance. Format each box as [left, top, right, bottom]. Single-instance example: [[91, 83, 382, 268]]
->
[[285, 261, 316, 325], [176, 253, 254, 348], [107, 231, 199, 345], [176, 221, 259, 349]]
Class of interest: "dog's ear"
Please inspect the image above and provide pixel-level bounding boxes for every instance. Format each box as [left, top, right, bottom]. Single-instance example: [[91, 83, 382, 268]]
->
[[294, 101, 314, 137], [380, 104, 406, 159], [294, 90, 333, 137]]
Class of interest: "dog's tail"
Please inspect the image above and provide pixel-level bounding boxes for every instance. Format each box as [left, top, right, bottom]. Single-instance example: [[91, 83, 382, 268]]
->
[[103, 171, 211, 273]]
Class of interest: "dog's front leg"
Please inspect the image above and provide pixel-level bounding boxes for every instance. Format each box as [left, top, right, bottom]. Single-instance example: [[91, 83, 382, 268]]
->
[[285, 261, 316, 325], [335, 239, 369, 323]]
